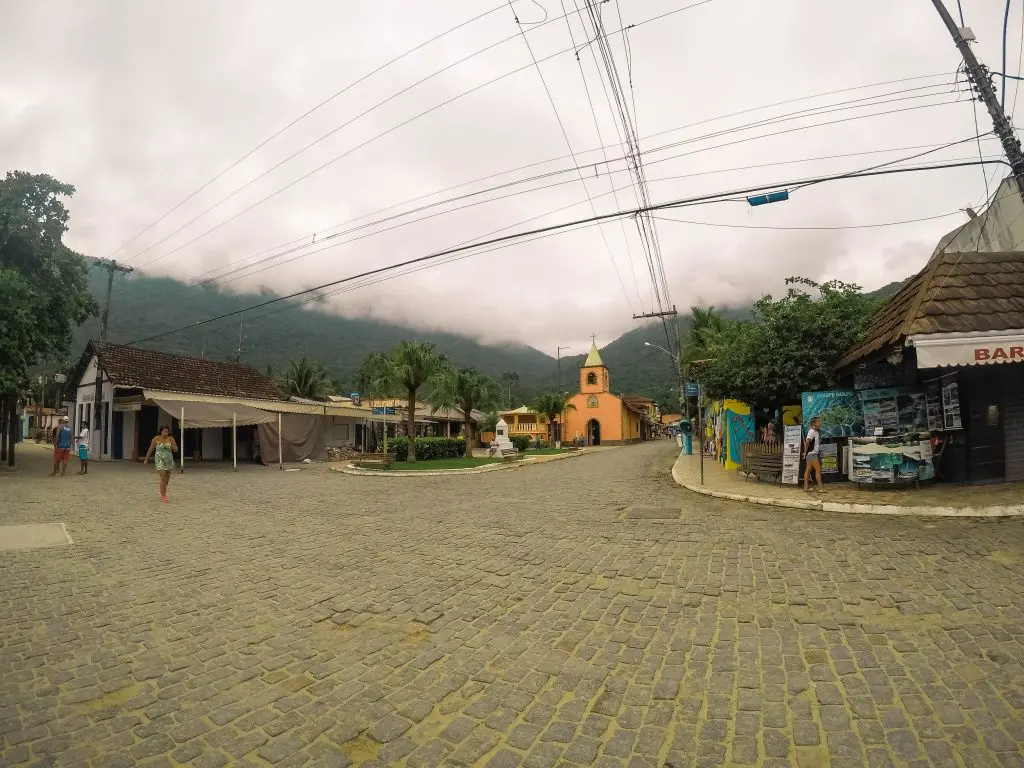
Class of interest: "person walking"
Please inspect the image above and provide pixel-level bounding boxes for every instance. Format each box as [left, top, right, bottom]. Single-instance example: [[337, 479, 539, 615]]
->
[[803, 416, 825, 493], [76, 421, 90, 475], [143, 425, 178, 503], [50, 416, 73, 476]]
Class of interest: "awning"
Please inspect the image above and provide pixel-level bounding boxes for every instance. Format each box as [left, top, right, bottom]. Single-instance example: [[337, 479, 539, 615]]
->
[[139, 389, 370, 419], [909, 329, 1024, 368], [145, 392, 277, 428]]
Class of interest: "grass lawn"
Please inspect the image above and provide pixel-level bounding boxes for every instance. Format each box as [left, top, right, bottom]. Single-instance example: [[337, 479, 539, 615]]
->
[[381, 457, 502, 471], [524, 448, 567, 455]]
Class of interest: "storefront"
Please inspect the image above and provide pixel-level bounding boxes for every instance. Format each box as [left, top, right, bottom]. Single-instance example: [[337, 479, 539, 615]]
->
[[835, 250, 1024, 484]]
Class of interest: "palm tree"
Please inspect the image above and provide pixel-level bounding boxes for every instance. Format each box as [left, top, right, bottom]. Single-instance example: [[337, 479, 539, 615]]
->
[[429, 368, 499, 450], [279, 358, 333, 400], [681, 305, 729, 376], [500, 371, 520, 407], [532, 392, 577, 446], [364, 341, 450, 462]]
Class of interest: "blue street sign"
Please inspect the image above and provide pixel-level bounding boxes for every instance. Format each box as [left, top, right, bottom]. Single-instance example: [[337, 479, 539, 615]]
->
[[685, 382, 699, 397]]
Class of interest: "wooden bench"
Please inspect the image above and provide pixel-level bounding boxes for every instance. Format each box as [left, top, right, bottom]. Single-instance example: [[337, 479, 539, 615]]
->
[[739, 442, 783, 484], [564, 444, 581, 452], [353, 452, 396, 470], [499, 448, 521, 463]]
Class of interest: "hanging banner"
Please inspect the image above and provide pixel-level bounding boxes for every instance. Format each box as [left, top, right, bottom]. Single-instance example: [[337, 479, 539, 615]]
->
[[782, 424, 802, 484]]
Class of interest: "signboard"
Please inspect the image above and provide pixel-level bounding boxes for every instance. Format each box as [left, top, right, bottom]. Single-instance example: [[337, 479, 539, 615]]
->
[[912, 331, 1024, 367], [854, 361, 906, 390], [851, 437, 933, 484], [925, 381, 942, 430], [820, 442, 839, 475], [684, 382, 699, 397], [859, 388, 927, 432], [801, 390, 863, 438], [782, 424, 802, 484], [350, 392, 361, 406], [941, 376, 962, 430], [371, 406, 396, 416]]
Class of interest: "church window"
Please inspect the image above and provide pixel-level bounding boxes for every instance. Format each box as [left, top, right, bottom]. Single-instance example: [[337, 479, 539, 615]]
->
[[586, 372, 597, 385]]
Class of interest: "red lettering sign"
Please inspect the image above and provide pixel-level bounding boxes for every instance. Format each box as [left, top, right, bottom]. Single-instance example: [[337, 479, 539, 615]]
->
[[975, 348, 990, 360], [993, 347, 1009, 360], [1012, 346, 1024, 359], [975, 345, 1024, 361]]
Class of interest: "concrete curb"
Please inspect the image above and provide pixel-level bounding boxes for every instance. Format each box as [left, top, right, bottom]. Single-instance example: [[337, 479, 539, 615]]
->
[[671, 453, 1024, 518], [333, 449, 586, 478]]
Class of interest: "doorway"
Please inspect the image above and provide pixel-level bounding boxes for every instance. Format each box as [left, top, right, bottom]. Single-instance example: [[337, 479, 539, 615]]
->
[[587, 418, 601, 446]]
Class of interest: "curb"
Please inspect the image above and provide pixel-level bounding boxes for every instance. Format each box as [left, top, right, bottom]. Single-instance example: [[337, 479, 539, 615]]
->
[[333, 449, 586, 477], [671, 454, 1024, 518]]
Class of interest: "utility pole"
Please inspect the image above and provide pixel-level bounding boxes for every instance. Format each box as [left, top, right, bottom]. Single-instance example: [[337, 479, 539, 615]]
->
[[931, 0, 1024, 202], [92, 258, 133, 456], [557, 346, 570, 447]]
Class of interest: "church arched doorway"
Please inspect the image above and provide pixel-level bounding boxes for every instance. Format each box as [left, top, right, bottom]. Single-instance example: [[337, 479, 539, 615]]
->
[[587, 419, 601, 446]]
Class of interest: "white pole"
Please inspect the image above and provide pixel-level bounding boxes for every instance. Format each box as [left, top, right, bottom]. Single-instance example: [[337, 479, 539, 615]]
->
[[278, 412, 283, 470], [232, 412, 237, 471], [180, 406, 185, 473]]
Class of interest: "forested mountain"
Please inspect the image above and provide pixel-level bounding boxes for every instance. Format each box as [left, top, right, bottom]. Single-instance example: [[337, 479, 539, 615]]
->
[[73, 267, 910, 406]]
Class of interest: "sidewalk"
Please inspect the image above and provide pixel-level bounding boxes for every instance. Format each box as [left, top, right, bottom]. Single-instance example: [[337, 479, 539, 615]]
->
[[672, 450, 1024, 517]]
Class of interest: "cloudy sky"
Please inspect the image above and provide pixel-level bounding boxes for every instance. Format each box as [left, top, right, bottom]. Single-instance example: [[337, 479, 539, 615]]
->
[[1, 0, 1018, 354]]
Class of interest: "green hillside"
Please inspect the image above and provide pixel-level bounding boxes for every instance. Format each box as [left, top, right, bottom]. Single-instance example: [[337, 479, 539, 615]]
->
[[75, 267, 910, 407]]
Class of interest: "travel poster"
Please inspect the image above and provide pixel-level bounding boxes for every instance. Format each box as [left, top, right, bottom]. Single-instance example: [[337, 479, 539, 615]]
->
[[801, 390, 863, 438], [820, 442, 839, 475]]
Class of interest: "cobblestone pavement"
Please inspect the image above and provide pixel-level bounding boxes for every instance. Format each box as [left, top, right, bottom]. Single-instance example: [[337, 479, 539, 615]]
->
[[2, 441, 1024, 767]]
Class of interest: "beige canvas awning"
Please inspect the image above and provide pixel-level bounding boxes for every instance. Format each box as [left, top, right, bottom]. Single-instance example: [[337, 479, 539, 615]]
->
[[139, 389, 369, 419], [145, 392, 276, 428]]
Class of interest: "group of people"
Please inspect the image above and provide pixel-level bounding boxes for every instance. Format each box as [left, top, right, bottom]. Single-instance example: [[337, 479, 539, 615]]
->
[[50, 417, 180, 502]]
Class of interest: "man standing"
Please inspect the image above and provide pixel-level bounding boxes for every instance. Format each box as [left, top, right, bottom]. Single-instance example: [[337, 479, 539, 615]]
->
[[803, 416, 825, 493], [76, 420, 90, 475], [51, 415, 73, 476]]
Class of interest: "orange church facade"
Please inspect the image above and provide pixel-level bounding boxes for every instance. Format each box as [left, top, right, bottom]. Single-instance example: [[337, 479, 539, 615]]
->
[[561, 343, 655, 446]]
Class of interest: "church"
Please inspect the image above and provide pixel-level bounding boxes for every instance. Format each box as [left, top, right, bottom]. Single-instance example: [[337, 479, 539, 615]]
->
[[562, 342, 656, 446]]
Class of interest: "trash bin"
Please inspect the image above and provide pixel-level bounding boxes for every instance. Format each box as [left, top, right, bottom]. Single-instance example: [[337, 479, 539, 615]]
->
[[683, 433, 693, 455]]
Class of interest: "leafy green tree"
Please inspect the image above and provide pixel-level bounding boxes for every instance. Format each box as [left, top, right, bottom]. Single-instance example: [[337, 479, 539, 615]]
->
[[478, 410, 499, 434], [681, 305, 730, 376], [0, 173, 96, 394], [429, 368, 499, 450], [697, 278, 881, 405], [532, 392, 577, 445], [278, 357, 333, 400], [1, 172, 96, 465], [363, 341, 450, 462]]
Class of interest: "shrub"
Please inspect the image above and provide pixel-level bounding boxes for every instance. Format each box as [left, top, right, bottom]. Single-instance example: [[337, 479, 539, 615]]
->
[[509, 434, 531, 452], [382, 436, 466, 461]]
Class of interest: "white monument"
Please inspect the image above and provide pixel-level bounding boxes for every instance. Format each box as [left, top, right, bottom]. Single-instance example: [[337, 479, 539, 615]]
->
[[492, 417, 515, 452]]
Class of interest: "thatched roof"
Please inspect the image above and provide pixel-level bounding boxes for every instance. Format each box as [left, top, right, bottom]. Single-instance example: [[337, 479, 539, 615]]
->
[[836, 251, 1024, 371]]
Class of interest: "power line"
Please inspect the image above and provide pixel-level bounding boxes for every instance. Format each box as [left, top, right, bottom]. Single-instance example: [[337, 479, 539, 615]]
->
[[124, 157, 1005, 347], [506, 0, 636, 313], [107, 1, 509, 261], [651, 211, 962, 230], [126, 0, 717, 271]]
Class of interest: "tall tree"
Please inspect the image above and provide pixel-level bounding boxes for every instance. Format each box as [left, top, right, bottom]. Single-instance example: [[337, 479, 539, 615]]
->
[[532, 392, 577, 446], [0, 172, 97, 465], [429, 368, 499, 450], [500, 371, 520, 407], [364, 341, 450, 462], [698, 278, 881, 404], [278, 358, 333, 400], [681, 305, 730, 376]]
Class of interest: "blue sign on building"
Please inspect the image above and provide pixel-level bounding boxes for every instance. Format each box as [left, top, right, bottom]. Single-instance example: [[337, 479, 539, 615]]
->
[[685, 382, 699, 397], [371, 406, 396, 416]]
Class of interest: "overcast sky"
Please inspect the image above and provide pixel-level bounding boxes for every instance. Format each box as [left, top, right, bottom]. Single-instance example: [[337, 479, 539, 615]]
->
[[1, 0, 1018, 356]]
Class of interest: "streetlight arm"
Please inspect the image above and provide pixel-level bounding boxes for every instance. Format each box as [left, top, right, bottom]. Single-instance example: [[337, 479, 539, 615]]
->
[[644, 341, 678, 362]]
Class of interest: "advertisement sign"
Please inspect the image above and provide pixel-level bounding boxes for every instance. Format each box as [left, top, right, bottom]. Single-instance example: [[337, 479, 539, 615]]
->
[[820, 442, 839, 475], [941, 376, 962, 430], [851, 436, 933, 484], [801, 390, 863, 438], [685, 382, 699, 397], [371, 406, 396, 416], [925, 381, 942, 430], [859, 388, 928, 432], [782, 424, 802, 484]]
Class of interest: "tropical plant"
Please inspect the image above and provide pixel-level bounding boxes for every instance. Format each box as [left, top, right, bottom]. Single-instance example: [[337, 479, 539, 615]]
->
[[532, 392, 577, 445], [680, 305, 730, 377], [478, 410, 499, 434], [429, 368, 499, 449], [363, 341, 450, 462], [500, 371, 520, 407], [278, 357, 333, 400], [697, 278, 882, 405]]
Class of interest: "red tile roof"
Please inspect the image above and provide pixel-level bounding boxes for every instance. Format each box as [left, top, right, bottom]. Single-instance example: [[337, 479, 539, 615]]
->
[[87, 341, 284, 400]]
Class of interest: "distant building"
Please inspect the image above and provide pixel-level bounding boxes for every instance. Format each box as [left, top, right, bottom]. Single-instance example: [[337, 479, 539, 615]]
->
[[562, 342, 655, 445]]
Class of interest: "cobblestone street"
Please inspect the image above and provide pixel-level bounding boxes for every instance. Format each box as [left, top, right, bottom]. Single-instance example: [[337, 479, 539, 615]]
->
[[2, 441, 1024, 767]]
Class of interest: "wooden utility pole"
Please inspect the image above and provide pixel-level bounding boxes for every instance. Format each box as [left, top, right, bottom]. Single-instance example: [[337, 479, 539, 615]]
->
[[930, 0, 1024, 202], [92, 258, 133, 454]]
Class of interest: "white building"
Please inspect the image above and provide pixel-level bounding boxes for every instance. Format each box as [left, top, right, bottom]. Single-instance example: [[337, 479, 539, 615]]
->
[[71, 342, 371, 462]]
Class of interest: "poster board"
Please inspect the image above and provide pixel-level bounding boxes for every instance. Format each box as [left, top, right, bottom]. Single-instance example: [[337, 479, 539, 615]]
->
[[782, 424, 802, 484], [820, 442, 839, 475], [925, 381, 943, 430], [801, 390, 863, 438], [941, 376, 962, 429]]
